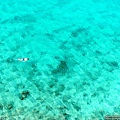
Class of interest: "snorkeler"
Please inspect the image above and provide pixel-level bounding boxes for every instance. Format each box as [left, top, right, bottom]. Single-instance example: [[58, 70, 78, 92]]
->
[[16, 58, 29, 62]]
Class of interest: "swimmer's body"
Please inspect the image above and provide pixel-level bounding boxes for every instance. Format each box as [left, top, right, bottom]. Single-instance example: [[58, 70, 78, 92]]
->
[[16, 58, 29, 62]]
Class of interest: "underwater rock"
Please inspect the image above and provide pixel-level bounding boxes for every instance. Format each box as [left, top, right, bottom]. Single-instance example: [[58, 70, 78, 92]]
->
[[6, 57, 13, 63], [71, 28, 86, 37], [19, 90, 30, 100], [48, 78, 57, 88], [107, 61, 119, 67], [71, 102, 81, 111], [5, 102, 14, 110], [52, 60, 68, 75], [7, 103, 13, 110], [54, 84, 65, 96], [0, 104, 3, 110]]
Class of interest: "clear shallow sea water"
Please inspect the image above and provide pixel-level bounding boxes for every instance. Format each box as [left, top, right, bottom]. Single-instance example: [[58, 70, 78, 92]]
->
[[0, 0, 120, 119]]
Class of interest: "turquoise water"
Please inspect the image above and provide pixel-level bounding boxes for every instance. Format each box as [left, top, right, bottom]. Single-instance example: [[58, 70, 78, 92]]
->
[[0, 0, 120, 119]]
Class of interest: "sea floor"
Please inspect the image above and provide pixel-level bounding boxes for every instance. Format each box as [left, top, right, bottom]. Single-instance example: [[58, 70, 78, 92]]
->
[[0, 0, 120, 119]]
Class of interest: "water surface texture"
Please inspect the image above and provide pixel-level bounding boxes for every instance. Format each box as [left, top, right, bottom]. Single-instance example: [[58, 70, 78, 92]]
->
[[0, 0, 120, 119]]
